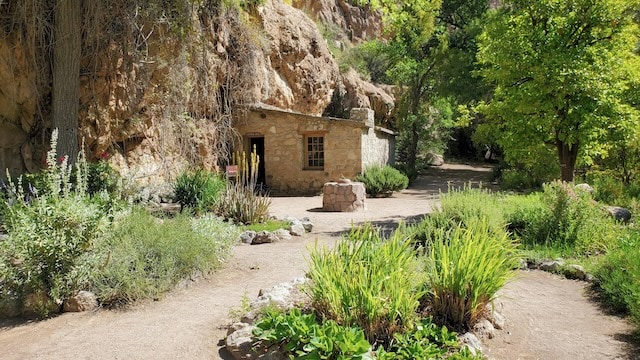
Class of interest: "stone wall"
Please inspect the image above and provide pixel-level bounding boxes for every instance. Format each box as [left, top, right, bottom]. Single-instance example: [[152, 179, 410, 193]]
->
[[234, 106, 371, 195], [354, 108, 396, 170]]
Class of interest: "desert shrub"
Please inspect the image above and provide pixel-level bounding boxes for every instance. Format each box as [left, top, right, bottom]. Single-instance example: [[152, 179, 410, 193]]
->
[[517, 181, 617, 254], [91, 210, 239, 305], [356, 165, 409, 197], [86, 159, 120, 196], [376, 318, 480, 359], [307, 224, 424, 345], [0, 131, 108, 316], [253, 308, 371, 359], [174, 169, 226, 214], [424, 220, 518, 329], [217, 184, 271, 224], [595, 230, 640, 324]]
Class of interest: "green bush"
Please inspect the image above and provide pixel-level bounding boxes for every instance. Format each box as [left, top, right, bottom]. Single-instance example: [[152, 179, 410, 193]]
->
[[439, 186, 506, 234], [86, 159, 120, 196], [595, 230, 640, 324], [0, 130, 108, 316], [356, 165, 409, 197], [174, 169, 226, 214], [307, 225, 424, 345], [424, 220, 518, 329], [253, 308, 371, 359], [91, 210, 239, 306], [516, 181, 617, 254]]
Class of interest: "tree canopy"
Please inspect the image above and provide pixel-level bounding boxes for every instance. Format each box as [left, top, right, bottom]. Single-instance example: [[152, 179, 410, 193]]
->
[[476, 0, 640, 181]]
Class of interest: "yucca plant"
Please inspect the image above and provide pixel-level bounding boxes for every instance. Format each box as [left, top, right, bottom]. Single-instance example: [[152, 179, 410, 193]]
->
[[217, 146, 270, 224], [425, 219, 518, 329], [307, 224, 424, 346]]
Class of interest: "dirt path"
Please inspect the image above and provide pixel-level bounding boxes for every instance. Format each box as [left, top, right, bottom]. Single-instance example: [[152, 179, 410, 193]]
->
[[0, 164, 636, 359]]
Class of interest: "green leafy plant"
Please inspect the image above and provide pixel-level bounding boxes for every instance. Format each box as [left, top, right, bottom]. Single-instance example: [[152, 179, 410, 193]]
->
[[307, 224, 424, 345], [243, 219, 291, 232], [0, 130, 108, 316], [356, 165, 409, 197], [253, 308, 372, 359], [91, 210, 239, 306], [425, 220, 518, 329], [376, 318, 480, 359], [174, 169, 226, 214]]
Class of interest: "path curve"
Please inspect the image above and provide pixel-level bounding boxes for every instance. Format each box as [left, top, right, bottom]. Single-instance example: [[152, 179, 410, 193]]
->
[[0, 164, 635, 359]]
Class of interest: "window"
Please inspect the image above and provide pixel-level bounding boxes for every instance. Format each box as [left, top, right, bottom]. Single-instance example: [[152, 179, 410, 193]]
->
[[305, 135, 324, 169]]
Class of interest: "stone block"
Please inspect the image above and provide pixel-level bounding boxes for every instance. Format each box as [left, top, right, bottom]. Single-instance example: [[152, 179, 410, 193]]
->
[[322, 182, 365, 212]]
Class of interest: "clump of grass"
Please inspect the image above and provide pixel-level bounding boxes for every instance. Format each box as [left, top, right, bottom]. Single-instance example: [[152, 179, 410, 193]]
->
[[91, 210, 239, 306], [244, 219, 291, 232], [174, 169, 226, 214], [306, 224, 424, 345], [424, 219, 519, 329]]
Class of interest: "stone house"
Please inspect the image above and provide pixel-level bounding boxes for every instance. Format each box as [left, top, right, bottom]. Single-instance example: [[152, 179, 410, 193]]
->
[[233, 105, 396, 195]]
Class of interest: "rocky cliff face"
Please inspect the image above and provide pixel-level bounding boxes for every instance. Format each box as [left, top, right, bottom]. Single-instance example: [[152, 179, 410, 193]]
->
[[0, 0, 391, 183]]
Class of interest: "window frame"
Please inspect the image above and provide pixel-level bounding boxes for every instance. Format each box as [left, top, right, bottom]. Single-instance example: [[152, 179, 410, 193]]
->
[[303, 134, 325, 170]]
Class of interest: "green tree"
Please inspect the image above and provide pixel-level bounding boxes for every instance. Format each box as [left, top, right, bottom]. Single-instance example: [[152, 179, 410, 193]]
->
[[477, 0, 640, 182]]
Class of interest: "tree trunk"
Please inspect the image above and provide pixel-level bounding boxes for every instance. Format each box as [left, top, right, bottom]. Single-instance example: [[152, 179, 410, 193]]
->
[[557, 140, 579, 182], [52, 0, 82, 163], [407, 120, 419, 172]]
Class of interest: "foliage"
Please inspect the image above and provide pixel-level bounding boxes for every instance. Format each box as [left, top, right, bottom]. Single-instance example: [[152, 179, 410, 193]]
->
[[91, 210, 239, 306], [424, 220, 518, 329], [307, 225, 424, 345], [218, 147, 271, 224], [0, 131, 108, 316], [595, 230, 640, 324], [439, 186, 506, 234], [476, 0, 640, 181], [512, 181, 618, 254], [86, 159, 120, 196], [356, 165, 409, 197], [376, 318, 480, 359], [174, 169, 226, 214], [253, 308, 372, 359]]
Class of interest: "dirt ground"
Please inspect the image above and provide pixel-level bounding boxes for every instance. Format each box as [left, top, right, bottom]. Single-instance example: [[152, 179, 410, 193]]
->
[[0, 164, 636, 359]]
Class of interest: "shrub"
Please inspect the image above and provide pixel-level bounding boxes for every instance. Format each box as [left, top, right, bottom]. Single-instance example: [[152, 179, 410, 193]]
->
[[518, 181, 617, 254], [174, 169, 226, 214], [217, 184, 271, 224], [0, 130, 108, 316], [253, 308, 371, 359], [424, 220, 518, 329], [86, 159, 120, 196], [356, 165, 409, 197], [91, 210, 239, 306], [307, 225, 424, 345], [439, 186, 506, 234], [595, 230, 640, 324]]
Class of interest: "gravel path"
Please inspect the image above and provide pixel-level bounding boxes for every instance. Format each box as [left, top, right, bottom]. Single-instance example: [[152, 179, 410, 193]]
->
[[0, 164, 635, 359]]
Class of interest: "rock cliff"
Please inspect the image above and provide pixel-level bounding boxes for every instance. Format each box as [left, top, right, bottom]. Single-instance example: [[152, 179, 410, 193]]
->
[[0, 0, 392, 183]]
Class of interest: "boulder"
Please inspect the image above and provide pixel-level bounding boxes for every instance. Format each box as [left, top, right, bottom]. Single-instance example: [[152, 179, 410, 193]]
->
[[289, 222, 305, 236], [563, 264, 587, 281], [252, 231, 279, 245], [606, 206, 632, 224], [273, 229, 292, 241], [239, 230, 257, 244], [539, 260, 564, 273], [63, 291, 98, 313], [426, 152, 444, 166]]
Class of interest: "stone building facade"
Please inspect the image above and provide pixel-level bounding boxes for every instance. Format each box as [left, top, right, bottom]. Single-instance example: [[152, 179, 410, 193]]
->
[[233, 105, 395, 195]]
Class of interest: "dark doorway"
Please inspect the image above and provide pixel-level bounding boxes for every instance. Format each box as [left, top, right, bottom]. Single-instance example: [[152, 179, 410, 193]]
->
[[249, 137, 266, 186]]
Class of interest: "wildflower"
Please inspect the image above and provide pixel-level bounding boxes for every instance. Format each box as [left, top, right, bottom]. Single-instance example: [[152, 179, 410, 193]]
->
[[100, 152, 110, 160]]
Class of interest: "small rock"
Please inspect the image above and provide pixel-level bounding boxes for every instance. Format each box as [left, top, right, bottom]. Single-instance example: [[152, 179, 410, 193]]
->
[[606, 206, 632, 223], [458, 332, 483, 356], [564, 264, 587, 281], [472, 319, 496, 339], [252, 231, 278, 245], [239, 231, 257, 244], [300, 219, 313, 233], [289, 222, 305, 236], [63, 291, 98, 313], [539, 260, 564, 273], [225, 324, 259, 360], [273, 229, 292, 241], [518, 258, 528, 270], [575, 183, 594, 194], [487, 308, 506, 330], [585, 273, 595, 283]]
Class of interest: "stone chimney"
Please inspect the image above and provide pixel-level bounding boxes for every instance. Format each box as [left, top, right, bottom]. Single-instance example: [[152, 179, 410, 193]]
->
[[349, 108, 374, 128]]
